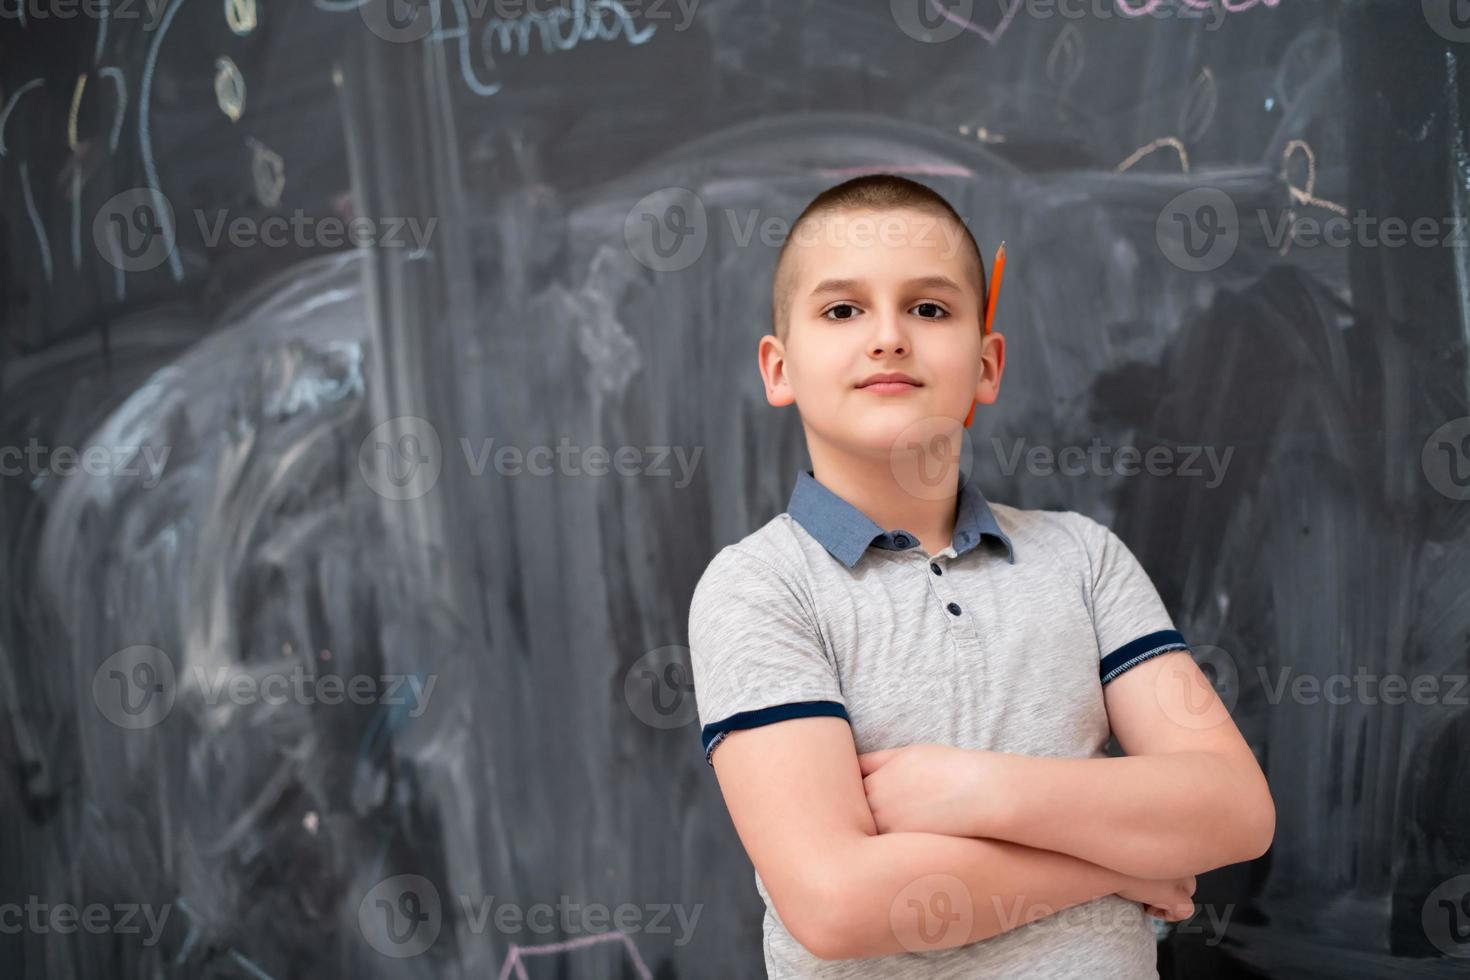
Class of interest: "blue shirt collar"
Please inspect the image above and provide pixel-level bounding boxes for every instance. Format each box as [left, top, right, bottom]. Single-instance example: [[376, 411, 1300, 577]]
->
[[786, 468, 1016, 570]]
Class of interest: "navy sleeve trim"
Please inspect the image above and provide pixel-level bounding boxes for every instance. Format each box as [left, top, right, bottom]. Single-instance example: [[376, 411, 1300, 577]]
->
[[1100, 629, 1189, 684], [700, 699, 849, 765]]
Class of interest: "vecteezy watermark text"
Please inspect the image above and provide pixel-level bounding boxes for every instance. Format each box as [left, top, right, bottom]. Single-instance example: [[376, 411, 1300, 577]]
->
[[991, 436, 1234, 488], [623, 188, 977, 272], [0, 897, 170, 947], [92, 646, 437, 729], [358, 417, 703, 500], [357, 874, 702, 958], [1156, 187, 1470, 272], [93, 188, 438, 273], [1, 439, 170, 488]]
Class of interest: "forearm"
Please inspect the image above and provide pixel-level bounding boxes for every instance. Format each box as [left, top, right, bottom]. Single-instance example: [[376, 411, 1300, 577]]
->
[[981, 751, 1274, 879], [814, 831, 1131, 960]]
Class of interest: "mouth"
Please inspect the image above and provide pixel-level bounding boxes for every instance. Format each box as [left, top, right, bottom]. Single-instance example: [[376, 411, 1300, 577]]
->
[[857, 372, 922, 394]]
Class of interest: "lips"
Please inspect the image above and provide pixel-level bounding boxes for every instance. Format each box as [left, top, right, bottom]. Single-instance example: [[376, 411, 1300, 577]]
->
[[857, 372, 921, 388]]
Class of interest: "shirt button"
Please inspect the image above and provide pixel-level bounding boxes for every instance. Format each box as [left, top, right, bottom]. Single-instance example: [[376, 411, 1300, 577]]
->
[[893, 534, 910, 548], [930, 562, 943, 576], [947, 602, 962, 616]]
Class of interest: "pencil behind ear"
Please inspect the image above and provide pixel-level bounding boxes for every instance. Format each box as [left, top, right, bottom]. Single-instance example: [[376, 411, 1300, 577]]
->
[[983, 241, 1006, 335], [970, 242, 1006, 427]]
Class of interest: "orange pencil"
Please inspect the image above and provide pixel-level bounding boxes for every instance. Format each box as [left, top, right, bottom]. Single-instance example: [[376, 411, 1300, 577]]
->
[[983, 241, 1006, 335]]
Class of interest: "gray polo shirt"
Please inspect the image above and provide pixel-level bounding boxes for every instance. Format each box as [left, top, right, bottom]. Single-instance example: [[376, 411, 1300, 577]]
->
[[688, 468, 1188, 979]]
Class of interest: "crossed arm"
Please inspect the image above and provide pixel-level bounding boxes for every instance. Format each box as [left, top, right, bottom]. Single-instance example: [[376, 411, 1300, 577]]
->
[[708, 651, 1275, 961]]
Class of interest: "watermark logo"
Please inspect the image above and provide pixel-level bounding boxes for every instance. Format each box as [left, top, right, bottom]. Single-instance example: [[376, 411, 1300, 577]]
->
[[890, 0, 973, 43], [1423, 0, 1470, 43], [360, 874, 442, 958], [94, 188, 177, 273], [1422, 416, 1470, 500], [1422, 874, 1470, 957], [359, 0, 441, 43], [1156, 188, 1239, 272], [890, 873, 974, 952], [624, 645, 698, 729], [1155, 643, 1239, 730], [624, 187, 708, 272], [92, 646, 177, 729], [889, 416, 975, 502], [359, 416, 444, 501]]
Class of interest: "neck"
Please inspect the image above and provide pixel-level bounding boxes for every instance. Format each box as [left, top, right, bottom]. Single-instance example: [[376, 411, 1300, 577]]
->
[[805, 433, 963, 554]]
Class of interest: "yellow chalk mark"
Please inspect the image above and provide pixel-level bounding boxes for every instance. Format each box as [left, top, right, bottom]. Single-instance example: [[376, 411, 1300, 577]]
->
[[68, 73, 87, 150], [1116, 137, 1189, 174], [1277, 139, 1347, 255]]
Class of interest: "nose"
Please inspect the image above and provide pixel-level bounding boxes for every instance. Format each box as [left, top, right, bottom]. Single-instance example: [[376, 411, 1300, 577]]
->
[[867, 304, 909, 356]]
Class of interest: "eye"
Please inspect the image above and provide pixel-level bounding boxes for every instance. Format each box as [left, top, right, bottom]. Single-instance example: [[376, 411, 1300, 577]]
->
[[821, 303, 861, 321], [912, 301, 950, 319]]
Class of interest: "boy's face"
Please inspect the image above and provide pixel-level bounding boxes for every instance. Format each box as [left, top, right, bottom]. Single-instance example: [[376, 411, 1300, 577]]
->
[[760, 207, 1004, 468]]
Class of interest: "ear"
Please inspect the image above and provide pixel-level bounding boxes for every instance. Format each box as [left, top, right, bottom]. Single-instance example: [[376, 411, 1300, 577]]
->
[[973, 331, 1005, 405], [758, 333, 796, 407]]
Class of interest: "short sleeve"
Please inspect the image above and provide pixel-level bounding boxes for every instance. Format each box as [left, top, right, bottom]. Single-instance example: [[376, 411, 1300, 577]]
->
[[687, 547, 848, 766], [1078, 516, 1190, 685]]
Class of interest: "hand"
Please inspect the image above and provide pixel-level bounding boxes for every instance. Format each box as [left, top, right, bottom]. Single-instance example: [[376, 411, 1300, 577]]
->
[[856, 743, 1003, 837], [1116, 874, 1196, 922]]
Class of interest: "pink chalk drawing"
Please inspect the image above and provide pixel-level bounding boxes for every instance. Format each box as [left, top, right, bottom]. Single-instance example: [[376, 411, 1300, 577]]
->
[[927, 0, 1023, 45], [496, 932, 653, 980], [1118, 0, 1281, 16]]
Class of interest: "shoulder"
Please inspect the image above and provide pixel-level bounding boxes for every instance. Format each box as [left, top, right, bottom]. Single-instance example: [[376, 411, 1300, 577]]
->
[[986, 500, 1109, 560], [689, 514, 816, 612]]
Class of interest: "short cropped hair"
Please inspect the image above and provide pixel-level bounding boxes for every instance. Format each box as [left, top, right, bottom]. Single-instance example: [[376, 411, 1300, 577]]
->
[[770, 174, 987, 342]]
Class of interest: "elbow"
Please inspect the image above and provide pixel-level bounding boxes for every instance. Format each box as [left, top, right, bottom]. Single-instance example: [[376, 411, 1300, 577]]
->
[[1231, 773, 1276, 864], [1243, 787, 1276, 861], [787, 876, 859, 961], [781, 837, 882, 962]]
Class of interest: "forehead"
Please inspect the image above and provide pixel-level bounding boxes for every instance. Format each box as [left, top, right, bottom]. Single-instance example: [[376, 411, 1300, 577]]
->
[[786, 207, 974, 288]]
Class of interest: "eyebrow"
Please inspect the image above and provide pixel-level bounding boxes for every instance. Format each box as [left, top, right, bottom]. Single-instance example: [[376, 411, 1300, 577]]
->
[[807, 275, 966, 297]]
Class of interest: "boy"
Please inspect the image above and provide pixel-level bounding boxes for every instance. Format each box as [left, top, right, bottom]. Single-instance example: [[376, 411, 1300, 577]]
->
[[686, 175, 1274, 978]]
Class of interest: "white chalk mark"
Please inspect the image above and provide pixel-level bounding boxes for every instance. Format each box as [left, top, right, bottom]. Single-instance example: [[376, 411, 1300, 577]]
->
[[20, 161, 53, 283], [959, 124, 1007, 144], [1179, 67, 1218, 144], [0, 78, 44, 158], [214, 56, 246, 121], [226, 0, 257, 35], [1115, 136, 1190, 174], [140, 0, 186, 280], [93, 0, 109, 62], [99, 68, 127, 151], [441, 0, 503, 97], [1046, 23, 1085, 91], [248, 136, 285, 207], [312, 0, 366, 9], [72, 169, 82, 269], [68, 73, 87, 149]]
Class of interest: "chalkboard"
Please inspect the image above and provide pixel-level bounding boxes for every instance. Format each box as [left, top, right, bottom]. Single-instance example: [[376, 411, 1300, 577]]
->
[[2, 1, 1468, 977]]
